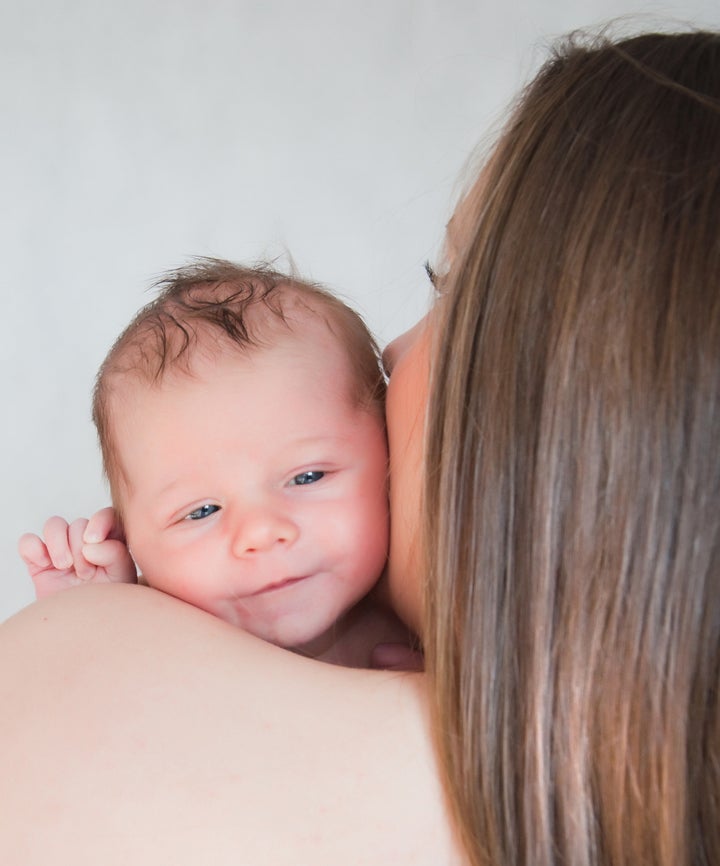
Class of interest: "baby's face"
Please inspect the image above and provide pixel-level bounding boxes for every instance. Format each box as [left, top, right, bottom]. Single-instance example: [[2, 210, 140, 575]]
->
[[113, 325, 388, 651]]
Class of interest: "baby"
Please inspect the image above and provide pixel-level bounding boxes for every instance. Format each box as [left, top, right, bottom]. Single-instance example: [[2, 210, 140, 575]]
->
[[19, 259, 412, 667]]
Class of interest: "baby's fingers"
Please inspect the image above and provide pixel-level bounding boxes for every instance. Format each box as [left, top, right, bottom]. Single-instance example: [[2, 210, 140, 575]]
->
[[67, 518, 95, 581], [82, 539, 137, 584], [370, 643, 425, 672], [17, 533, 52, 575], [83, 507, 123, 544], [42, 516, 75, 571]]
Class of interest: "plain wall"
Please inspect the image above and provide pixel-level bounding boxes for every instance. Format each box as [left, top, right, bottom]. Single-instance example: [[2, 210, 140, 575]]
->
[[3, 0, 719, 620]]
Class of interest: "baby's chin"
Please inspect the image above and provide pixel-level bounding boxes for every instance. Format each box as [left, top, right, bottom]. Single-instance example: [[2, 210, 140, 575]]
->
[[251, 616, 339, 656], [229, 575, 365, 653], [240, 603, 356, 659]]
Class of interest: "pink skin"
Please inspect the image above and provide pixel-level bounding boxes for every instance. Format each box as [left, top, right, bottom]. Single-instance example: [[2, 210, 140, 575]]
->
[[18, 508, 136, 598], [18, 310, 428, 668], [107, 319, 388, 652], [20, 324, 389, 652]]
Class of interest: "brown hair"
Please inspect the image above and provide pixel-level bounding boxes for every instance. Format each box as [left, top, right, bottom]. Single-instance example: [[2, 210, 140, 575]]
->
[[425, 30, 720, 866], [93, 258, 385, 505]]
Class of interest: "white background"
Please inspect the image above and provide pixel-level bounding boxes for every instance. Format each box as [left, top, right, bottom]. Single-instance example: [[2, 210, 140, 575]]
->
[[3, 0, 719, 620]]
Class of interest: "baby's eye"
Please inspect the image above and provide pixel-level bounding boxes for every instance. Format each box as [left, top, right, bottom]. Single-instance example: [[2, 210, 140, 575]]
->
[[185, 504, 221, 521], [288, 470, 325, 486]]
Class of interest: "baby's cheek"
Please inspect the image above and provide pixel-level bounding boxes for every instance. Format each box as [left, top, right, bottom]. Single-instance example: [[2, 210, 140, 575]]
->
[[128, 538, 179, 595], [317, 501, 384, 586], [355, 499, 390, 586]]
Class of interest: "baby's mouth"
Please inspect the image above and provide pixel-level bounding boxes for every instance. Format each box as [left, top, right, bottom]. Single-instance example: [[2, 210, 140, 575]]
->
[[250, 575, 310, 596]]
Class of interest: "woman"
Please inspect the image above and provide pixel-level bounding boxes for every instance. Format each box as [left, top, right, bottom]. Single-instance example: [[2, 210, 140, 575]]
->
[[1, 28, 719, 866], [420, 29, 720, 866]]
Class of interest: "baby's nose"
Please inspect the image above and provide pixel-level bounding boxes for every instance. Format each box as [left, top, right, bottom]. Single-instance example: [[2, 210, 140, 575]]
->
[[231, 512, 299, 556]]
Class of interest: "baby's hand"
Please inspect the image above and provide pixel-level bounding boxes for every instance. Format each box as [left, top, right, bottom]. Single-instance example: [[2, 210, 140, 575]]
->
[[18, 507, 137, 600], [370, 642, 425, 672]]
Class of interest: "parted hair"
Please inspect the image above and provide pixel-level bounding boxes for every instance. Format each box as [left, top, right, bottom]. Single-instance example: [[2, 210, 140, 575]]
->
[[93, 258, 385, 504], [425, 30, 720, 866]]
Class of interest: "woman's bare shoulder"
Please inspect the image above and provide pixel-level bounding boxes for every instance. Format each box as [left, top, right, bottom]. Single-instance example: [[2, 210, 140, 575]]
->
[[0, 585, 462, 865]]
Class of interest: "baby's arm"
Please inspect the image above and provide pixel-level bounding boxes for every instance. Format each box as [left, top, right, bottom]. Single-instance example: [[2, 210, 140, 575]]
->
[[18, 507, 137, 600]]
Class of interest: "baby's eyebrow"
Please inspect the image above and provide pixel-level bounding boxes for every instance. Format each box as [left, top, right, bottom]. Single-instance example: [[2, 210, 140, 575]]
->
[[150, 478, 193, 506], [287, 433, 351, 447]]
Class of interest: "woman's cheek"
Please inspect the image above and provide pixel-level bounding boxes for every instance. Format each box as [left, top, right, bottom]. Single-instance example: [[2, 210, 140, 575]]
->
[[384, 324, 431, 636]]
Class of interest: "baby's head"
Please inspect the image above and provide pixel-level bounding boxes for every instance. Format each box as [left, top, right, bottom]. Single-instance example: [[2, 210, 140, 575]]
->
[[93, 259, 389, 650]]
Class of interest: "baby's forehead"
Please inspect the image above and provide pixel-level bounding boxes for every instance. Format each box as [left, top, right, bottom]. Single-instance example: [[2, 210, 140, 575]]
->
[[120, 285, 340, 370], [110, 304, 353, 400], [106, 318, 365, 473]]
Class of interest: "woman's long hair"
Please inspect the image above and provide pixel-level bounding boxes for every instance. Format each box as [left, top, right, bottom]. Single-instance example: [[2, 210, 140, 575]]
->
[[425, 30, 720, 866]]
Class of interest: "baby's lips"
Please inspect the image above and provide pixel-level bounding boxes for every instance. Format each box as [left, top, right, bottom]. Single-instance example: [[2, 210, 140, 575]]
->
[[248, 574, 312, 596]]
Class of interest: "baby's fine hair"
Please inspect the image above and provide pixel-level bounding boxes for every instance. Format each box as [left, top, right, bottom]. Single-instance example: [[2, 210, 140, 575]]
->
[[93, 258, 386, 503]]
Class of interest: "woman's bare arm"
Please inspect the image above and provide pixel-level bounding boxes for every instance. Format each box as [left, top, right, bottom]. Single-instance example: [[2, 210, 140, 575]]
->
[[0, 584, 460, 865]]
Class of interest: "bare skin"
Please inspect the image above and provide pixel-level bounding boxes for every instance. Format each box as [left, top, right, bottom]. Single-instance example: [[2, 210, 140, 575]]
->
[[0, 584, 460, 865]]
